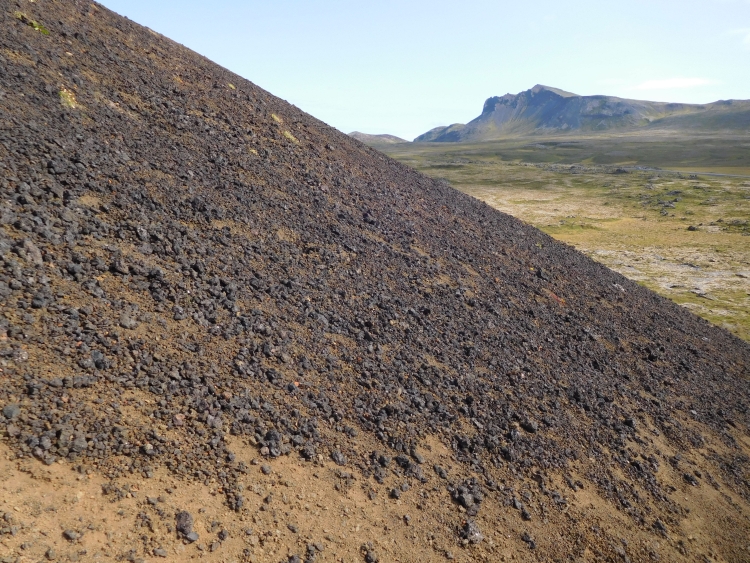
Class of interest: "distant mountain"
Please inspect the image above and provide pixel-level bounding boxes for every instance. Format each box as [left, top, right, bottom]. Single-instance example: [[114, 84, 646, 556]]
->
[[414, 85, 750, 142], [349, 131, 408, 144]]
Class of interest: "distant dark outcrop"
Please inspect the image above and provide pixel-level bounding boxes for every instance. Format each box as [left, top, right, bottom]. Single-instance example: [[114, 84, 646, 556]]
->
[[415, 84, 750, 141]]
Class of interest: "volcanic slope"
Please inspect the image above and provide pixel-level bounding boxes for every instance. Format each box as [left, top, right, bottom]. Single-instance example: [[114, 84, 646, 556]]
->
[[1, 3, 750, 563]]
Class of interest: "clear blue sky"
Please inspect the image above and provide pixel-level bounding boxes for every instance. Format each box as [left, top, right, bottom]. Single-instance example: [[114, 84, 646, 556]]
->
[[100, 0, 750, 141]]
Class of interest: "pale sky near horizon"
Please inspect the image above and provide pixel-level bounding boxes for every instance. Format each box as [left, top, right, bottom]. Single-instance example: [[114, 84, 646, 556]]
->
[[99, 0, 750, 141]]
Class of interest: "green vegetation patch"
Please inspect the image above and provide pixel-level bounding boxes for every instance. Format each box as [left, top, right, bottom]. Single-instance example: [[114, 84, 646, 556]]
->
[[390, 133, 750, 172], [59, 88, 78, 109], [14, 11, 50, 35]]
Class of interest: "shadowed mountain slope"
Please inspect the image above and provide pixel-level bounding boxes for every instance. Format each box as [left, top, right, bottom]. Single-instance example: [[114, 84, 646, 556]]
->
[[415, 85, 750, 142], [1, 2, 749, 562]]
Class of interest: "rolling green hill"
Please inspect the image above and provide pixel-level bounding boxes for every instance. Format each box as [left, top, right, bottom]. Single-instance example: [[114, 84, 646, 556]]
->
[[348, 131, 408, 144]]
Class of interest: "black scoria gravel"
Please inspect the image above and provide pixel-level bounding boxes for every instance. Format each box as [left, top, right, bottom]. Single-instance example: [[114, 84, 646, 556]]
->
[[0, 0, 749, 542]]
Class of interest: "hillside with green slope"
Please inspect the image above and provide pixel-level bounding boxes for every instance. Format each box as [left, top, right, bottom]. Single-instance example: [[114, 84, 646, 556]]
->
[[414, 85, 750, 142]]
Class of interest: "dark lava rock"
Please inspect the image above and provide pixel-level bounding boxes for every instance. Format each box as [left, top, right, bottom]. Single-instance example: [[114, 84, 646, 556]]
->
[[521, 532, 536, 549], [460, 520, 483, 544], [62, 530, 80, 542], [684, 473, 699, 486], [449, 478, 484, 516], [653, 519, 668, 535], [331, 450, 347, 466], [520, 419, 539, 433], [175, 511, 194, 538]]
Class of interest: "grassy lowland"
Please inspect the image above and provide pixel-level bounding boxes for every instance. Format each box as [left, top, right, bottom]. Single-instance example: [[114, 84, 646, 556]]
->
[[380, 134, 750, 341]]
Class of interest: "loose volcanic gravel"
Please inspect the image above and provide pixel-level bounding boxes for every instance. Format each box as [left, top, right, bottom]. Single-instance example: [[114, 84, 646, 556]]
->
[[1, 2, 750, 562]]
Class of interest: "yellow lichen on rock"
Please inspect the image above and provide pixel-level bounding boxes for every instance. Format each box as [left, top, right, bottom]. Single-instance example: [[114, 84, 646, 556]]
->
[[59, 88, 77, 109]]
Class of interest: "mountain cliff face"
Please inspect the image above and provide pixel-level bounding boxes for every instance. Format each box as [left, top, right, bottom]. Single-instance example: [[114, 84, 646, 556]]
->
[[1, 3, 750, 562], [415, 85, 750, 142]]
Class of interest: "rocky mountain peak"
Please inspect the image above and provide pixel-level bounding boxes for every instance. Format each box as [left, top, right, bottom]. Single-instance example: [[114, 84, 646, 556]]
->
[[416, 85, 750, 141]]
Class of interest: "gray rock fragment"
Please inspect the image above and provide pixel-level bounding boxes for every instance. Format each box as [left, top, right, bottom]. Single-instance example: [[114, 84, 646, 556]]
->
[[2, 404, 20, 420], [175, 511, 194, 539], [119, 313, 140, 330]]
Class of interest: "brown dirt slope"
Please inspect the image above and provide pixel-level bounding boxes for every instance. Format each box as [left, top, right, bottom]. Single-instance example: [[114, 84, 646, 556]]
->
[[1, 2, 749, 562]]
